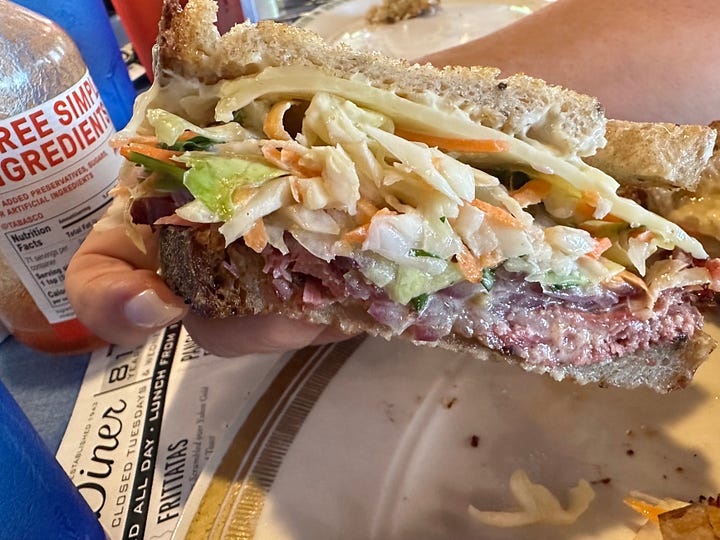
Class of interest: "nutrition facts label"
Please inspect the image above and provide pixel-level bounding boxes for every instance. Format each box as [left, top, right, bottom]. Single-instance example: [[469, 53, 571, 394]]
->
[[0, 71, 123, 324]]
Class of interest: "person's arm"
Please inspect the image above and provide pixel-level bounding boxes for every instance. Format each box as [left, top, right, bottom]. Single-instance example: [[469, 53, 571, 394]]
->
[[418, 0, 720, 124]]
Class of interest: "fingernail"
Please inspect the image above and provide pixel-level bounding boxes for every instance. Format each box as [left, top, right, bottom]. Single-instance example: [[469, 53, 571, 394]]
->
[[124, 290, 184, 329]]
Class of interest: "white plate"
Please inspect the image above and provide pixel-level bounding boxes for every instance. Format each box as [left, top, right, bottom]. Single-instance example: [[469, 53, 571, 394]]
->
[[295, 0, 551, 59], [174, 321, 720, 539]]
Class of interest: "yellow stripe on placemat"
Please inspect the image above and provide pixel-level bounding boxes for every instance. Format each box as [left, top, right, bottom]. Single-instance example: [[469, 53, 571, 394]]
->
[[185, 335, 366, 539]]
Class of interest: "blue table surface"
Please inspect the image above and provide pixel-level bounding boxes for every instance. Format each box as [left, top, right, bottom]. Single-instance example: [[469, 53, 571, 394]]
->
[[0, 337, 90, 454]]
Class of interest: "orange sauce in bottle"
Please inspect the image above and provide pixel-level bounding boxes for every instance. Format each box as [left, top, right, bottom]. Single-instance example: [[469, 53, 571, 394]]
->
[[0, 255, 104, 353]]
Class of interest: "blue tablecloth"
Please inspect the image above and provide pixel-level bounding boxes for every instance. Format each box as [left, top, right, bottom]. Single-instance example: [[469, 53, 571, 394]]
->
[[0, 337, 90, 453]]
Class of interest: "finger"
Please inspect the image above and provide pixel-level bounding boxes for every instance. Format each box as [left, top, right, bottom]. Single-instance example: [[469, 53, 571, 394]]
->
[[66, 226, 188, 347], [183, 312, 354, 357], [310, 325, 359, 346]]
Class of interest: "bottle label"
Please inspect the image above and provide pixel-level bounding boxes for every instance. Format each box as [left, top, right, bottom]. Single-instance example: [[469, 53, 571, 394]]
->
[[0, 70, 122, 326]]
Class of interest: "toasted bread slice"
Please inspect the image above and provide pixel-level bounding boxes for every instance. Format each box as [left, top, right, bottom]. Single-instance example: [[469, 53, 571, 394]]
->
[[155, 0, 606, 158], [586, 120, 717, 191]]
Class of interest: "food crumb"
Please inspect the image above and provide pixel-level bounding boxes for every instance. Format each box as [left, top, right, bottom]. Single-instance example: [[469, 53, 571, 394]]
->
[[444, 396, 458, 409], [366, 0, 441, 24], [382, 400, 396, 423], [470, 435, 480, 447], [590, 477, 612, 485]]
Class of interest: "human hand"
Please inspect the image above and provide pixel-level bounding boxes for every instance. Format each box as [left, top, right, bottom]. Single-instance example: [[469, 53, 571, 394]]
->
[[66, 225, 188, 347], [66, 225, 347, 355]]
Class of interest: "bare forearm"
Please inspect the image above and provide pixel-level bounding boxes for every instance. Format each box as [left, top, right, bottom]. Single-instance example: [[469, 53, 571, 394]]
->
[[418, 0, 720, 124]]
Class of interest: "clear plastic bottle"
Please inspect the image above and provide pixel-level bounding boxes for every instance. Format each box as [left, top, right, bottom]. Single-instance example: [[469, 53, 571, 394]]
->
[[0, 1, 124, 353]]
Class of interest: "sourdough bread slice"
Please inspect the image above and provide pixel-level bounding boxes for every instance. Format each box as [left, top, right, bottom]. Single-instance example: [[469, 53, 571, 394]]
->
[[154, 0, 717, 188], [585, 120, 717, 190], [155, 0, 606, 158], [159, 225, 714, 393], [621, 125, 720, 256]]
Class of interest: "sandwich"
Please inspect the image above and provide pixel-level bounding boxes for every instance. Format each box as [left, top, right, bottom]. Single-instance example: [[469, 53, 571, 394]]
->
[[105, 0, 719, 392]]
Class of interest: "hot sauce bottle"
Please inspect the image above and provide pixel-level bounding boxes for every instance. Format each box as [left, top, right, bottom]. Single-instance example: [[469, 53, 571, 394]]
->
[[0, 1, 126, 353]]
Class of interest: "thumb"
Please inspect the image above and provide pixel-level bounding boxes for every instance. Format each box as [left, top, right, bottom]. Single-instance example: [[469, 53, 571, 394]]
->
[[66, 227, 188, 347]]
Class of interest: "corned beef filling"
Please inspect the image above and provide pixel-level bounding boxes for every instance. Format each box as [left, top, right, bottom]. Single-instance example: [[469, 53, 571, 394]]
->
[[138, 192, 706, 368], [261, 238, 704, 368]]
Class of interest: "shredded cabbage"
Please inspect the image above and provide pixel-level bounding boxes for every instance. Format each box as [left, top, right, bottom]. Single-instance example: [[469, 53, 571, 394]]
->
[[178, 154, 288, 220], [146, 109, 249, 146], [213, 65, 705, 258], [468, 469, 595, 527], [219, 177, 292, 243], [117, 65, 716, 305], [363, 211, 449, 274]]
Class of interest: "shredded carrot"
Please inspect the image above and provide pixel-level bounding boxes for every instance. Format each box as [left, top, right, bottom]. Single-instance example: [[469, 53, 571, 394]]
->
[[575, 191, 624, 223], [623, 497, 665, 523], [574, 201, 596, 221], [343, 208, 397, 244], [263, 100, 295, 141], [286, 152, 322, 178], [343, 223, 370, 244], [575, 200, 596, 221], [456, 244, 484, 283], [479, 250, 503, 269], [356, 198, 380, 223], [262, 146, 283, 165], [120, 143, 183, 166], [288, 177, 304, 205], [510, 179, 551, 208], [581, 189, 601, 205], [243, 219, 268, 253], [586, 237, 612, 259], [469, 199, 523, 229], [630, 229, 655, 243], [455, 247, 501, 283], [574, 201, 624, 223], [261, 145, 321, 178], [394, 128, 510, 153]]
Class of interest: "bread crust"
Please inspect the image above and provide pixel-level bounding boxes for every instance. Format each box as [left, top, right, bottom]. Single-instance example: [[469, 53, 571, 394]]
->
[[159, 225, 714, 393], [585, 120, 717, 191]]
